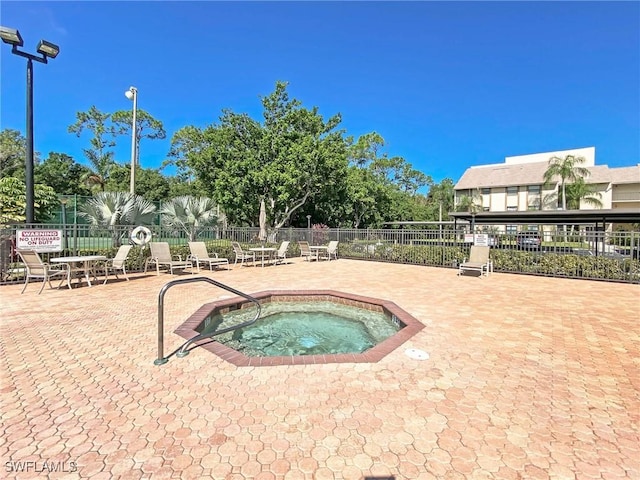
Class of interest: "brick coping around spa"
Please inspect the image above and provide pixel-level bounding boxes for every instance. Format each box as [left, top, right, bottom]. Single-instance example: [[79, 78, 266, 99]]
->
[[174, 289, 425, 366]]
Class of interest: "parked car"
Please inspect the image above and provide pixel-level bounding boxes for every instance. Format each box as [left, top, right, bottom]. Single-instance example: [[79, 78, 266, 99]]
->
[[516, 232, 542, 249]]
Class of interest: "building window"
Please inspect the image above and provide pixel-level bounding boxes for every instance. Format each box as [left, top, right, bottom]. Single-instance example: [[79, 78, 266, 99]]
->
[[506, 225, 517, 234], [527, 185, 541, 210], [481, 188, 491, 211], [506, 186, 518, 209]]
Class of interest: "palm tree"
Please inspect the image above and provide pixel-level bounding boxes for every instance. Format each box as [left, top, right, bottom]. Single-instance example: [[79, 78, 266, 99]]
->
[[159, 196, 222, 241], [543, 155, 591, 211], [564, 177, 603, 210], [79, 191, 157, 245], [456, 188, 482, 213]]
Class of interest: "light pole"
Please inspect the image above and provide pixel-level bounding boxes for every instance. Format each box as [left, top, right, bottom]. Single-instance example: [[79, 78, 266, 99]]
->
[[0, 26, 59, 224], [125, 86, 138, 194]]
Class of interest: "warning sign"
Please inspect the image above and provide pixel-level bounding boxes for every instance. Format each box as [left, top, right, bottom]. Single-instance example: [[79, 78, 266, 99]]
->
[[16, 229, 63, 252]]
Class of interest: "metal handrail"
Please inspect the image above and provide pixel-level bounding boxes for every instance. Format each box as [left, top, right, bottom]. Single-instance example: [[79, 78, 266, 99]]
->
[[155, 277, 261, 365]]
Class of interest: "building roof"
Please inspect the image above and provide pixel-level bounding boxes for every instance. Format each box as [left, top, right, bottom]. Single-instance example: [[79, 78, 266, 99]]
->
[[455, 162, 636, 190], [449, 208, 640, 225], [609, 165, 640, 184]]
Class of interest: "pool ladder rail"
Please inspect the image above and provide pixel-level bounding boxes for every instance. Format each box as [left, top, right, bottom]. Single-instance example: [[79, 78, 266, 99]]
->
[[155, 277, 261, 365]]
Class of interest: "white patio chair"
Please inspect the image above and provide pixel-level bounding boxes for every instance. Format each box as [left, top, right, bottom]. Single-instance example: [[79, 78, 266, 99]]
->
[[17, 250, 70, 294], [145, 242, 193, 275], [299, 241, 318, 262], [274, 241, 290, 265], [320, 241, 339, 261], [188, 242, 230, 271], [231, 241, 256, 266], [458, 246, 491, 278], [103, 245, 132, 284]]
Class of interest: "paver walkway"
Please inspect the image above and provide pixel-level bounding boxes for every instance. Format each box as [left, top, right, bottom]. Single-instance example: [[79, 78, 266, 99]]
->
[[1, 259, 638, 479]]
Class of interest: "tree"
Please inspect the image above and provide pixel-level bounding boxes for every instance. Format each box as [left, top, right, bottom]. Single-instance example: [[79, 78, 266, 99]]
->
[[105, 164, 170, 202], [159, 196, 222, 241], [170, 81, 348, 231], [68, 106, 117, 191], [0, 129, 40, 179], [543, 155, 591, 211], [35, 152, 92, 196], [0, 177, 58, 224], [427, 178, 456, 220], [78, 191, 157, 245], [456, 188, 482, 213], [111, 109, 166, 166], [561, 177, 603, 210]]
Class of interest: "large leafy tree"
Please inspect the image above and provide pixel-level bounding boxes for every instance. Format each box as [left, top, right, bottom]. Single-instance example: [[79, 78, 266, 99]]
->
[[170, 81, 348, 230], [35, 152, 92, 196], [159, 195, 222, 241], [0, 177, 58, 224], [543, 154, 591, 211], [68, 106, 117, 191], [0, 129, 40, 179], [105, 164, 170, 202]]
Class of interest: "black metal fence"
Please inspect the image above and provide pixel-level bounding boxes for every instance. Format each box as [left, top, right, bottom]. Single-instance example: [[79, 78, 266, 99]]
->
[[1, 224, 639, 284]]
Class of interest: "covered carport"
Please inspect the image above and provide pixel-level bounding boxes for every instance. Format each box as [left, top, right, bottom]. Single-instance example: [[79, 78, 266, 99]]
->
[[449, 208, 640, 257]]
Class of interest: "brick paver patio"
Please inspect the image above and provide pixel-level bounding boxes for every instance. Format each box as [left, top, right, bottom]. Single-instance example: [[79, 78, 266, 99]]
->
[[1, 259, 638, 479]]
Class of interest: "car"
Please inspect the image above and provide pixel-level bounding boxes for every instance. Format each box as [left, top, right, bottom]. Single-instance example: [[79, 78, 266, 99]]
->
[[516, 232, 542, 249]]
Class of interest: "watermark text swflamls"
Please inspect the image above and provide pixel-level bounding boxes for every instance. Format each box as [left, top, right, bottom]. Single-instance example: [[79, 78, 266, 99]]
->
[[5, 460, 78, 473]]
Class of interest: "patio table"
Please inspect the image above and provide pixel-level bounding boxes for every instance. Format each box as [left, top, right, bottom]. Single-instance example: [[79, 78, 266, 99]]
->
[[249, 247, 276, 267], [310, 245, 329, 260], [51, 255, 107, 288]]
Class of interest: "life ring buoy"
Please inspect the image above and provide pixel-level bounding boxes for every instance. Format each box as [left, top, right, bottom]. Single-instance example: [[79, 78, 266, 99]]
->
[[131, 226, 152, 245]]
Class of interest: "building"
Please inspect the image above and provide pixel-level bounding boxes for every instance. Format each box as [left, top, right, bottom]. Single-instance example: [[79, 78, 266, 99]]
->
[[454, 147, 640, 234]]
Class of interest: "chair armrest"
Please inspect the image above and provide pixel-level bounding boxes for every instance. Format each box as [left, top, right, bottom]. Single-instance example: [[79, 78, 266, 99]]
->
[[172, 254, 183, 261]]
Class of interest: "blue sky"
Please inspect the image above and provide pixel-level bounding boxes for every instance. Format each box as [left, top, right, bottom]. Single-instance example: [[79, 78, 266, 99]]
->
[[1, 1, 638, 186]]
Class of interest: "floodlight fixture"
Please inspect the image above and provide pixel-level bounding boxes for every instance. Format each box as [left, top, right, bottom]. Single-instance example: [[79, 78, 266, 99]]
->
[[0, 26, 23, 46], [36, 39, 60, 58], [1, 25, 60, 224]]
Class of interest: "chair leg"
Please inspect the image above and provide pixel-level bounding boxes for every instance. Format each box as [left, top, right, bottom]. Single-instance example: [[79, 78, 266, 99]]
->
[[21, 276, 29, 294], [38, 277, 47, 294], [122, 267, 129, 281]]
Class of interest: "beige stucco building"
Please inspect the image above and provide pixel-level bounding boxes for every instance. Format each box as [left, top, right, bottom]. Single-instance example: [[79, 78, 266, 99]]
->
[[454, 147, 640, 233]]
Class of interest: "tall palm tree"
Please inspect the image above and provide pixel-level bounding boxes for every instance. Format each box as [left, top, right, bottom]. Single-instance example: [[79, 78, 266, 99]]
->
[[543, 155, 591, 211], [159, 196, 222, 241]]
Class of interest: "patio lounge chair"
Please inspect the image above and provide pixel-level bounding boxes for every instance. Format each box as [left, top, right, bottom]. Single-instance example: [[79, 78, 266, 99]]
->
[[102, 245, 132, 284], [231, 241, 256, 266], [274, 241, 290, 265], [299, 241, 318, 262], [17, 249, 70, 294], [145, 242, 193, 275], [188, 242, 230, 271], [458, 245, 492, 278], [320, 240, 339, 261]]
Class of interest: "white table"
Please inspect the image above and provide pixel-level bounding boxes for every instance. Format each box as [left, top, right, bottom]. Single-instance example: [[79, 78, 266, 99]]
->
[[51, 255, 107, 288], [249, 247, 277, 267], [310, 245, 329, 260]]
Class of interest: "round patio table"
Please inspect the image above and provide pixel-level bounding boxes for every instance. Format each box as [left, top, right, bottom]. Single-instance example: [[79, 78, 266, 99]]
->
[[51, 255, 107, 288]]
